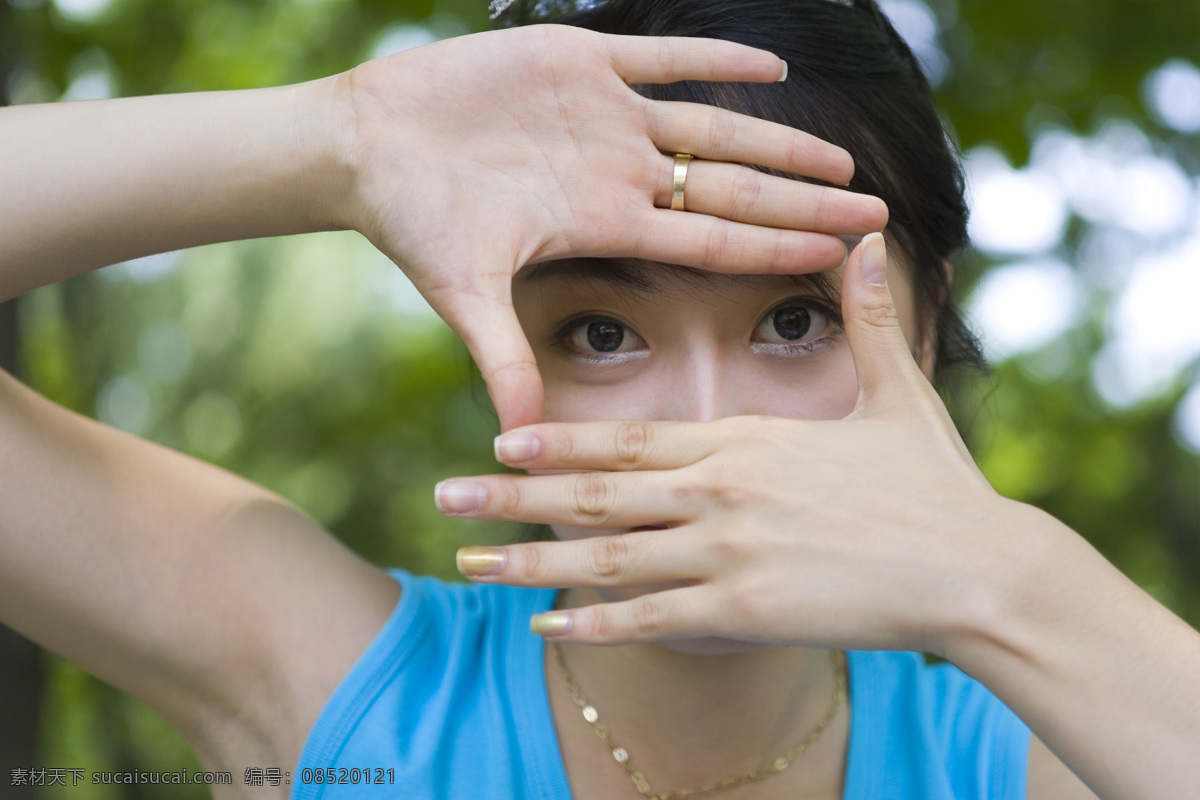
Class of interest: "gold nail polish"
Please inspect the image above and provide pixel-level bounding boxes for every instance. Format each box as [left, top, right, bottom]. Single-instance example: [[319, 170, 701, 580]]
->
[[456, 547, 506, 577], [530, 612, 572, 637]]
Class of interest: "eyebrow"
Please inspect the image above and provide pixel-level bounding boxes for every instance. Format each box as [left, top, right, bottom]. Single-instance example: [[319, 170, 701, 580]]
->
[[518, 258, 841, 303]]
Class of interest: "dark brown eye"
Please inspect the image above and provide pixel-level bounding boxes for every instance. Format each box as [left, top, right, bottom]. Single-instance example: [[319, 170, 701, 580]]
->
[[752, 300, 838, 352], [587, 320, 624, 352], [772, 306, 811, 341], [561, 316, 647, 361]]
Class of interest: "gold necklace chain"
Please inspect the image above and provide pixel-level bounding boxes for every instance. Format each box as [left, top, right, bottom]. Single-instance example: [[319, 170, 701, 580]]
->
[[550, 642, 846, 800]]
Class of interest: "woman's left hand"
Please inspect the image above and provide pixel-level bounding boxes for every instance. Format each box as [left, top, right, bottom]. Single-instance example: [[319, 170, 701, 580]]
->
[[437, 233, 1200, 800], [435, 233, 1036, 655]]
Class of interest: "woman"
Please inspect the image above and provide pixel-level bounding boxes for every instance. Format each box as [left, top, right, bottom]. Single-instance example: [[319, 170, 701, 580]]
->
[[0, 1, 1196, 799]]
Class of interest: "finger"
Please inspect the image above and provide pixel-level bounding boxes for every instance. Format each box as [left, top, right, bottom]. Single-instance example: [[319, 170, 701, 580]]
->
[[628, 208, 847, 274], [647, 101, 856, 187], [435, 470, 694, 528], [840, 232, 928, 411], [455, 527, 708, 588], [440, 280, 544, 432], [605, 34, 787, 86], [528, 584, 725, 644], [492, 419, 722, 470], [656, 159, 888, 235]]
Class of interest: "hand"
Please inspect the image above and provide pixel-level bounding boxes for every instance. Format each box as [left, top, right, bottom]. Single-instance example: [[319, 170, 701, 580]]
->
[[436, 233, 1020, 655], [340, 24, 888, 430]]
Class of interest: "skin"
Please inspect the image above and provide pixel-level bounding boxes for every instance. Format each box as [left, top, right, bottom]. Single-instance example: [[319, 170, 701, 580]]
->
[[0, 25, 886, 794], [443, 236, 1200, 799], [504, 243, 932, 797], [510, 246, 928, 647], [0, 25, 883, 796], [0, 25, 887, 430], [1, 20, 1196, 800]]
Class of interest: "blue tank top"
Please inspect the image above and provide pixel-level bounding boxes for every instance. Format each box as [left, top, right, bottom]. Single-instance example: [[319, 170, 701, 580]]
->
[[293, 569, 1030, 799]]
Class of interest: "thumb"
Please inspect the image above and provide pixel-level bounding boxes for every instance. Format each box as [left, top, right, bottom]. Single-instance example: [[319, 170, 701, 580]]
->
[[441, 287, 545, 432], [841, 232, 926, 414]]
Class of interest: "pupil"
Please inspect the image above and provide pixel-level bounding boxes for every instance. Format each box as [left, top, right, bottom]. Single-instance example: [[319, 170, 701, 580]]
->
[[773, 307, 811, 340], [587, 321, 624, 352]]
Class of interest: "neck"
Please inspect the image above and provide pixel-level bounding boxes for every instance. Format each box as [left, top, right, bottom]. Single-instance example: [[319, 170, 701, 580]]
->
[[549, 588, 847, 793]]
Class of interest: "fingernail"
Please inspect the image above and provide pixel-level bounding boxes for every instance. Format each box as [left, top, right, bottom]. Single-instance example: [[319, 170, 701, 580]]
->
[[861, 232, 887, 287], [777, 59, 788, 82], [494, 431, 542, 463], [530, 611, 573, 637], [435, 480, 487, 514], [457, 546, 506, 577]]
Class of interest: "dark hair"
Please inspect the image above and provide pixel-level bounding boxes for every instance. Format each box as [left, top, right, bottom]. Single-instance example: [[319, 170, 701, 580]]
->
[[495, 0, 989, 394]]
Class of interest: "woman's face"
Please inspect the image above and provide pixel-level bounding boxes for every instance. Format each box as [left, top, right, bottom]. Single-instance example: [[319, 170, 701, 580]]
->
[[511, 249, 935, 633]]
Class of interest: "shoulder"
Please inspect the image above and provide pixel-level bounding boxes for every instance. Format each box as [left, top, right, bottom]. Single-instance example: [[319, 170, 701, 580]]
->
[[293, 571, 561, 789], [372, 568, 557, 652], [846, 652, 1097, 800], [845, 651, 1031, 800], [849, 650, 1029, 741]]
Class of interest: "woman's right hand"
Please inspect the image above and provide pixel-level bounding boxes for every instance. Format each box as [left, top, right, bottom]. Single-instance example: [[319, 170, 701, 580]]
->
[[336, 24, 888, 430]]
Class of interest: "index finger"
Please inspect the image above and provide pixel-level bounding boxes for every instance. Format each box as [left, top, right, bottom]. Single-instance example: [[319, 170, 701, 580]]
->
[[492, 419, 719, 470], [603, 33, 787, 85], [438, 280, 545, 432]]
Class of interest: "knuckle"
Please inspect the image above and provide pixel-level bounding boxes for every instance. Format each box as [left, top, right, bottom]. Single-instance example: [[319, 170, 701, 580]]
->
[[731, 169, 764, 219], [706, 112, 738, 156], [787, 135, 807, 171], [700, 470, 756, 509], [658, 38, 672, 69], [705, 222, 734, 266], [630, 599, 666, 637], [520, 544, 544, 581], [726, 575, 773, 620], [550, 430, 576, 463], [768, 227, 786, 271], [710, 529, 759, 563], [861, 301, 900, 330], [569, 473, 615, 524], [586, 536, 630, 582], [811, 189, 836, 230], [498, 481, 524, 517], [704, 38, 722, 69], [613, 421, 653, 469], [588, 605, 616, 642]]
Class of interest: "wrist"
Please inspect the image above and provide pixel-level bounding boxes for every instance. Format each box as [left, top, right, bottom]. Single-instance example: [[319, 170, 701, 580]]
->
[[937, 499, 1115, 669], [930, 498, 1071, 664], [282, 75, 359, 234]]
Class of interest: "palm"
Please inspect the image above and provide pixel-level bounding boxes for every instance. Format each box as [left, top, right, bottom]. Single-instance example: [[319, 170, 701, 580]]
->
[[344, 25, 887, 429]]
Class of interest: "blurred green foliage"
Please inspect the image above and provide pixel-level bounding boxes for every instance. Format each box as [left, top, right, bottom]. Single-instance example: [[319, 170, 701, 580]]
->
[[2, 0, 1199, 792]]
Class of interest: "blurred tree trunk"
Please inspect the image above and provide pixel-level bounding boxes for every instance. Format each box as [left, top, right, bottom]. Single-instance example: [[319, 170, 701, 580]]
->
[[0, 0, 46, 787]]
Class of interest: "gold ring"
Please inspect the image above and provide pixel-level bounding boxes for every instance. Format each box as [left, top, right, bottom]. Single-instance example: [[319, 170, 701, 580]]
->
[[671, 153, 693, 211]]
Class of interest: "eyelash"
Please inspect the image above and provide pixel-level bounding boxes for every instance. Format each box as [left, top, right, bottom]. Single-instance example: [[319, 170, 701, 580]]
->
[[549, 313, 648, 365], [551, 299, 844, 362], [753, 298, 844, 357]]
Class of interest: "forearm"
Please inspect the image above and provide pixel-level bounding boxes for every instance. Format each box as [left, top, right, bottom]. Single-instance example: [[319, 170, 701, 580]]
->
[[0, 75, 355, 302], [944, 502, 1200, 800]]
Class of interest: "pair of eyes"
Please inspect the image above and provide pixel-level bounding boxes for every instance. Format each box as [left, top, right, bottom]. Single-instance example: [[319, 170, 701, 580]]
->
[[552, 299, 841, 360]]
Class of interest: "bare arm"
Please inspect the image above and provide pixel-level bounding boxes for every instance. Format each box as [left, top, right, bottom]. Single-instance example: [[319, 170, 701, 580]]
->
[[0, 366, 400, 768], [432, 234, 1200, 800], [0, 77, 388, 767], [945, 503, 1200, 800], [0, 80, 352, 303], [1, 25, 887, 428], [0, 23, 889, 766]]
